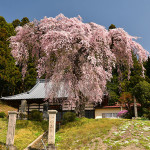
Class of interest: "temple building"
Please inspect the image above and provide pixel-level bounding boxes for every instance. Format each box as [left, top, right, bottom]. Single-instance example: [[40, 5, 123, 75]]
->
[[1, 79, 123, 122]]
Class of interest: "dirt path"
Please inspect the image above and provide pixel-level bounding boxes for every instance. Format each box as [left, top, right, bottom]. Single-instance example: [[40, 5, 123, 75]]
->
[[87, 126, 118, 150]]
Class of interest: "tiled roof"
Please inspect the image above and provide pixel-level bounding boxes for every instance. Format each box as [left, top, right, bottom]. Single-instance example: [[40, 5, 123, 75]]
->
[[1, 79, 68, 100]]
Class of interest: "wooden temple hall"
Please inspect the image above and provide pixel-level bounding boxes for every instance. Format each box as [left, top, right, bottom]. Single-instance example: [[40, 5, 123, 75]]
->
[[1, 79, 95, 121]]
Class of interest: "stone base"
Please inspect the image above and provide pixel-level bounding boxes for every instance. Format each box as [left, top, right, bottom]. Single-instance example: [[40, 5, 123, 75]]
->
[[7, 145, 18, 150], [47, 144, 56, 150]]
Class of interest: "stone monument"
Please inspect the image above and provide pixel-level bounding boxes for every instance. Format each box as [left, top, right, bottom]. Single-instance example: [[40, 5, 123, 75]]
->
[[47, 110, 57, 150], [6, 111, 18, 150], [43, 102, 49, 120], [20, 100, 27, 119], [20, 100, 27, 113]]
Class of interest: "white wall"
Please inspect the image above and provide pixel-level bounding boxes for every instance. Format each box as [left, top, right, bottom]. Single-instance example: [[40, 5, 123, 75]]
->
[[95, 108, 122, 119]]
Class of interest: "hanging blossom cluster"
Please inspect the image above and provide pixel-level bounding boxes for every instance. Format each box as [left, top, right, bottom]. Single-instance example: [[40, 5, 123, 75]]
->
[[109, 28, 148, 78], [10, 14, 149, 104], [109, 28, 148, 67]]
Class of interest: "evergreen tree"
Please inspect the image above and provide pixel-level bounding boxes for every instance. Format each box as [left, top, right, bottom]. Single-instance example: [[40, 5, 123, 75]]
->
[[144, 56, 150, 83], [23, 51, 37, 91], [133, 81, 150, 119], [109, 24, 116, 30], [20, 17, 29, 26], [120, 53, 143, 93], [129, 53, 144, 90], [0, 16, 22, 97], [106, 68, 119, 105], [12, 19, 21, 28], [12, 17, 30, 29], [107, 53, 144, 106]]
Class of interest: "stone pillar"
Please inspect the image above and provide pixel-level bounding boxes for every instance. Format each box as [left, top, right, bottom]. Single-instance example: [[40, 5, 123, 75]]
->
[[6, 111, 18, 150], [20, 100, 27, 119], [47, 110, 57, 150], [21, 100, 27, 113]]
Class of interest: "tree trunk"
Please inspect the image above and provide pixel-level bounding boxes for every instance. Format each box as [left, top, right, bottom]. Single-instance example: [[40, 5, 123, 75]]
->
[[75, 91, 87, 117], [78, 102, 85, 118], [75, 100, 86, 118]]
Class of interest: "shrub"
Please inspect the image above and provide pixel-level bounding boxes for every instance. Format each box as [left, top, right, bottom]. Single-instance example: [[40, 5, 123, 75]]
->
[[143, 108, 150, 120], [41, 120, 49, 131], [19, 112, 27, 120], [62, 112, 76, 124], [117, 110, 128, 118], [0, 112, 6, 118], [29, 110, 43, 121]]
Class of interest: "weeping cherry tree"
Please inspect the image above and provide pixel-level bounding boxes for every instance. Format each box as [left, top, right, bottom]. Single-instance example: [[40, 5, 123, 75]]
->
[[10, 14, 148, 117]]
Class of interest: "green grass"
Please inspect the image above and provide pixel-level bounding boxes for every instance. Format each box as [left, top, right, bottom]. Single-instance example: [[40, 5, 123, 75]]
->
[[0, 118, 8, 149], [55, 118, 150, 150], [55, 118, 123, 149], [0, 101, 17, 116], [0, 117, 150, 150], [0, 118, 48, 150]]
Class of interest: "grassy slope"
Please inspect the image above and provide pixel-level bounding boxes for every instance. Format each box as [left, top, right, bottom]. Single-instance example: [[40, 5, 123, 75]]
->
[[0, 114, 150, 150], [0, 102, 48, 149], [0, 118, 48, 150], [0, 101, 17, 115], [56, 118, 150, 150]]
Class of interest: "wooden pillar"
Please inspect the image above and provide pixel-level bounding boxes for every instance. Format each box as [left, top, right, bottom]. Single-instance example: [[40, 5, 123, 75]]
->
[[121, 106, 122, 111], [47, 110, 57, 150], [6, 111, 18, 150], [134, 97, 138, 118], [28, 103, 30, 120], [39, 103, 40, 111]]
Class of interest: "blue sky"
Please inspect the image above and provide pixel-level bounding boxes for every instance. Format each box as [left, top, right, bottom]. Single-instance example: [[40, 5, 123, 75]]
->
[[1, 0, 150, 52]]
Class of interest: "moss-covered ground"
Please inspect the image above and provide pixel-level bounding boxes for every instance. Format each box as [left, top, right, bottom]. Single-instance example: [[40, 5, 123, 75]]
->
[[0, 101, 17, 116]]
